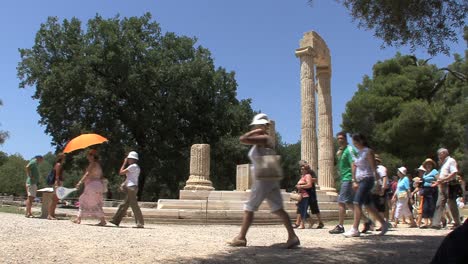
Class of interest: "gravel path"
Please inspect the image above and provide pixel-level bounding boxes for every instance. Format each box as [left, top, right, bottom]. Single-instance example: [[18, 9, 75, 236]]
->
[[0, 212, 451, 264]]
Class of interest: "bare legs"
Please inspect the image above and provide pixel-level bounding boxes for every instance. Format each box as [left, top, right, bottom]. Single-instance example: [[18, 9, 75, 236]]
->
[[25, 196, 34, 217], [48, 195, 59, 220], [232, 209, 299, 248]]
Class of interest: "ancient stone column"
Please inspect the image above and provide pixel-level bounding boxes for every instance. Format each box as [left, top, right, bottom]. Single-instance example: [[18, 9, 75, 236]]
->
[[295, 47, 318, 174], [316, 66, 336, 191], [184, 144, 214, 190]]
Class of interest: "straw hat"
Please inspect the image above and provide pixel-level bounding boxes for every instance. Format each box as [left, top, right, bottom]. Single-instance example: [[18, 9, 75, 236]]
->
[[374, 154, 382, 163], [422, 158, 436, 167]]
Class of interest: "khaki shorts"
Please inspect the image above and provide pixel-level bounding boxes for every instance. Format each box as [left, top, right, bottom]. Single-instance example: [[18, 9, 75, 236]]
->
[[26, 184, 37, 197]]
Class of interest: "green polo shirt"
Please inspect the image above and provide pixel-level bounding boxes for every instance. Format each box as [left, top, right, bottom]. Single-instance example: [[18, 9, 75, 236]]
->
[[337, 145, 356, 182], [26, 158, 40, 185]]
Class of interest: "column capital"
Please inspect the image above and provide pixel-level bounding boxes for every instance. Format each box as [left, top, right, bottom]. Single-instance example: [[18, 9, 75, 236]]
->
[[295, 46, 317, 58]]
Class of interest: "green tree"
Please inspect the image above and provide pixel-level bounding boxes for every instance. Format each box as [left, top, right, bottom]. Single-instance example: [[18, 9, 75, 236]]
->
[[0, 154, 28, 195], [309, 0, 467, 55], [342, 50, 467, 172], [17, 13, 253, 200], [0, 100, 8, 145]]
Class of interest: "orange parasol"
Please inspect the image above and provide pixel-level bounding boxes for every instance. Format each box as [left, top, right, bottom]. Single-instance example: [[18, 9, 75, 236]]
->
[[63, 133, 108, 153]]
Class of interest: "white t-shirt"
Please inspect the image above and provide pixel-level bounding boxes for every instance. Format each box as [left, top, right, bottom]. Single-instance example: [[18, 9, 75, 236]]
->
[[439, 156, 458, 181], [376, 165, 387, 187], [126, 163, 140, 187]]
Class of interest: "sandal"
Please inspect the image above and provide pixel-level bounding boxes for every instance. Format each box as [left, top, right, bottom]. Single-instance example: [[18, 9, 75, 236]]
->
[[291, 223, 300, 228], [284, 236, 300, 249], [227, 238, 247, 247], [95, 222, 107, 226], [71, 219, 81, 224]]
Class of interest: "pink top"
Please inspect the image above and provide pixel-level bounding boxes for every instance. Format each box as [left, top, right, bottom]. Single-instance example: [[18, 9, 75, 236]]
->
[[297, 174, 312, 198]]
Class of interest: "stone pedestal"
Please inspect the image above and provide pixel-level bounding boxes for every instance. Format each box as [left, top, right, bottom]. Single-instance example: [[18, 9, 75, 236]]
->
[[184, 144, 214, 191], [40, 192, 54, 218], [236, 164, 252, 191]]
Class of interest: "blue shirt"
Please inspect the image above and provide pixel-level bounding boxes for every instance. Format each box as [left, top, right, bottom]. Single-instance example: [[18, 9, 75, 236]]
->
[[396, 176, 410, 193], [423, 169, 438, 187]]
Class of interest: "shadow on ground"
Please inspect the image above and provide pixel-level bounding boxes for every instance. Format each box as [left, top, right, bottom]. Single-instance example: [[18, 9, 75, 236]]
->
[[163, 234, 444, 264]]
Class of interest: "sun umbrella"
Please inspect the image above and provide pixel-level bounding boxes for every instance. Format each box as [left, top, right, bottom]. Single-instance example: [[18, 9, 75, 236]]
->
[[63, 133, 108, 153]]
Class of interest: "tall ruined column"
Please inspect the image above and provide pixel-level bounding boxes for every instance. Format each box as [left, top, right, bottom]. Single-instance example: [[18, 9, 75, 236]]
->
[[295, 47, 318, 174], [316, 66, 335, 191], [184, 144, 214, 190]]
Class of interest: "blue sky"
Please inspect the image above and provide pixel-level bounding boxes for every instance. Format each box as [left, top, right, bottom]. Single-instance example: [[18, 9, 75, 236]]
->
[[0, 0, 465, 159]]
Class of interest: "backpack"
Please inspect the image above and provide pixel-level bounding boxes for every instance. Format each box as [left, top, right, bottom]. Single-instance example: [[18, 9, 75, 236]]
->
[[46, 169, 56, 186]]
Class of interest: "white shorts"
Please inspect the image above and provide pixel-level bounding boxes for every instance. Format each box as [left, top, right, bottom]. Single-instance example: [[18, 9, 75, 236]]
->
[[244, 180, 283, 212], [26, 184, 37, 197]]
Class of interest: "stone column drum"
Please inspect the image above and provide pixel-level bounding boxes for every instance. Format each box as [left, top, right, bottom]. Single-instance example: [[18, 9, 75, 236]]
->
[[316, 66, 336, 191], [295, 47, 318, 174], [184, 144, 214, 191]]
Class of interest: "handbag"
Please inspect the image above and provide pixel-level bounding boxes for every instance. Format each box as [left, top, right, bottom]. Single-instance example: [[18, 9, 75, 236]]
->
[[252, 147, 284, 181], [290, 191, 302, 202], [397, 191, 408, 200], [46, 169, 56, 186]]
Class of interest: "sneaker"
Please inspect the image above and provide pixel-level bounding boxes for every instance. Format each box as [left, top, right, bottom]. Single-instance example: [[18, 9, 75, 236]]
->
[[343, 228, 360, 237], [379, 222, 389, 236], [361, 220, 373, 233], [329, 225, 345, 234], [316, 222, 324, 229]]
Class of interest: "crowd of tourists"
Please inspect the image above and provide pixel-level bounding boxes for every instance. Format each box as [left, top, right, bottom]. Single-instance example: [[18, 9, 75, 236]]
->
[[24, 150, 145, 228], [22, 113, 466, 254], [329, 132, 465, 237]]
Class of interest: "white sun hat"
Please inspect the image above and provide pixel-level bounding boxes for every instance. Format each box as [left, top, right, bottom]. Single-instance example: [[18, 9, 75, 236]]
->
[[397, 166, 407, 175], [250, 113, 270, 126], [127, 151, 139, 160]]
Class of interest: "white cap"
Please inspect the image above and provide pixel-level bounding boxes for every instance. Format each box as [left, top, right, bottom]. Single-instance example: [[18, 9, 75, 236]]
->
[[127, 151, 139, 160], [250, 113, 270, 126], [417, 165, 426, 172], [397, 166, 407, 175]]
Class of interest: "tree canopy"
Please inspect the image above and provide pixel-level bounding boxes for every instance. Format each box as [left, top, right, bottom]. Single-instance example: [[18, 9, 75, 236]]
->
[[311, 0, 468, 55], [17, 13, 254, 200], [342, 38, 467, 173]]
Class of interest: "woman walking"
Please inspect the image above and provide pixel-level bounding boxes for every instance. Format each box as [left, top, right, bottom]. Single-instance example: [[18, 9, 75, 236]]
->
[[48, 153, 65, 220], [228, 113, 299, 248], [392, 167, 417, 228], [419, 159, 438, 228], [73, 149, 106, 226], [343, 133, 388, 237], [293, 165, 312, 229], [109, 151, 145, 228]]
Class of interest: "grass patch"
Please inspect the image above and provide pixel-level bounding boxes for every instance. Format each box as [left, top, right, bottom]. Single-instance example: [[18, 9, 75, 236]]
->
[[0, 205, 24, 215]]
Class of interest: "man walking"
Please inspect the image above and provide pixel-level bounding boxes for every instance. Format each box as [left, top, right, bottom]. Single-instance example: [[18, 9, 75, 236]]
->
[[24, 155, 43, 218], [329, 132, 357, 234], [432, 148, 460, 229]]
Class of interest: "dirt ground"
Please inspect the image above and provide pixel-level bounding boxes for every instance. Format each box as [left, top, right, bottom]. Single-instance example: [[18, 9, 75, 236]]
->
[[0, 211, 456, 264]]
